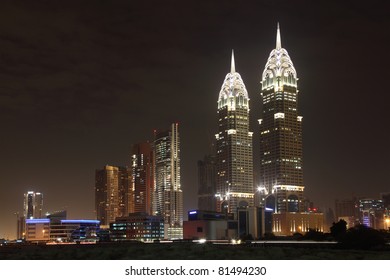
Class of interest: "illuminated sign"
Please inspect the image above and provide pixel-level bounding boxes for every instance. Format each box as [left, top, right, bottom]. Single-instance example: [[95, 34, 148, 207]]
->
[[60, 220, 100, 224], [26, 219, 50, 224]]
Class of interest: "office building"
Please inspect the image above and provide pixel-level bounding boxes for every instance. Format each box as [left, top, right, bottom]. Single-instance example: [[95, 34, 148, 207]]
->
[[215, 51, 254, 217], [110, 213, 164, 242], [51, 219, 100, 242], [183, 210, 237, 240], [131, 142, 154, 215], [272, 212, 324, 236], [25, 219, 50, 242], [198, 155, 217, 211], [25, 216, 100, 243], [358, 198, 384, 229], [95, 165, 130, 226], [153, 123, 183, 239], [237, 207, 266, 239], [24, 191, 43, 219], [259, 24, 304, 213]]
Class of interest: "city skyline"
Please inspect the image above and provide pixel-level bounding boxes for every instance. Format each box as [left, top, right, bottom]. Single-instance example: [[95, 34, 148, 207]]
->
[[1, 1, 389, 239]]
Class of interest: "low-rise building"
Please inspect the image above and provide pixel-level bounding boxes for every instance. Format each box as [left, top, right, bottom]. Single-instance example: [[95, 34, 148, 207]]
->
[[183, 210, 237, 240], [272, 212, 324, 236], [110, 213, 164, 242], [24, 218, 100, 243], [25, 219, 50, 242]]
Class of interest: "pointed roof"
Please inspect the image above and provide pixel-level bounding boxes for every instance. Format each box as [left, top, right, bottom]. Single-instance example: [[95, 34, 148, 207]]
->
[[261, 23, 297, 84], [276, 22, 281, 50], [218, 51, 249, 109], [231, 49, 235, 73]]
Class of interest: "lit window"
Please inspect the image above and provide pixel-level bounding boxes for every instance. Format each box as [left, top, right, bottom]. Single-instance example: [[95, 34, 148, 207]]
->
[[274, 113, 285, 119]]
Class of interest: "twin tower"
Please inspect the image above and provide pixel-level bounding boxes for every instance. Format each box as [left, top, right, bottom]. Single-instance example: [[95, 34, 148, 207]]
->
[[215, 24, 304, 217]]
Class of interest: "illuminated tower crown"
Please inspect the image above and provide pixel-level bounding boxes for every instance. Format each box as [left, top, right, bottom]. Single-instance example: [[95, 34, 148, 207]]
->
[[262, 23, 298, 91], [218, 50, 250, 110]]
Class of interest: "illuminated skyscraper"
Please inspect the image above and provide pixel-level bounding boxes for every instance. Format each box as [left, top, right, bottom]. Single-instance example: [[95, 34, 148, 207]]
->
[[131, 142, 154, 215], [259, 24, 304, 213], [153, 123, 183, 239], [24, 191, 43, 219], [215, 51, 254, 217], [95, 165, 130, 226]]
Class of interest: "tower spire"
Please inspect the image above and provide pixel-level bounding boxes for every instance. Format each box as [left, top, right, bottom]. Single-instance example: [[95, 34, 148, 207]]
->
[[276, 22, 281, 50], [231, 49, 235, 73]]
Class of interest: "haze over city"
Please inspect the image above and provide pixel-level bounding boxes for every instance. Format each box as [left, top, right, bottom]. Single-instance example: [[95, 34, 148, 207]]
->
[[1, 0, 389, 239]]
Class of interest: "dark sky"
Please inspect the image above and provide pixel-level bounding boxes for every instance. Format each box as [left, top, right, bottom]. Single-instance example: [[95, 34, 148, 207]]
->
[[1, 0, 390, 239]]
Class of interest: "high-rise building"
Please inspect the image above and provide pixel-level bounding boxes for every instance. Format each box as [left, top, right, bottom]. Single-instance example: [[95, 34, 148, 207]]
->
[[215, 51, 254, 217], [131, 142, 154, 215], [197, 155, 216, 211], [95, 165, 130, 227], [259, 24, 304, 213], [153, 123, 183, 239], [24, 191, 43, 219], [358, 198, 384, 229], [118, 166, 131, 216]]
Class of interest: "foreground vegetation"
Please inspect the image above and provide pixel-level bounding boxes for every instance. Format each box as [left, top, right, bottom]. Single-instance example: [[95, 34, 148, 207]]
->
[[1, 242, 390, 260], [2, 221, 389, 260]]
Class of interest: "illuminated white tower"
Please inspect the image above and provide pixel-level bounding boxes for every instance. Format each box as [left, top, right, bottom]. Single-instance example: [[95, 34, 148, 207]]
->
[[259, 23, 304, 213], [215, 51, 254, 217]]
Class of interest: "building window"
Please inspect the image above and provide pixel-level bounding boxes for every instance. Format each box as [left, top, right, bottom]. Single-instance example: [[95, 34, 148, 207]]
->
[[197, 227, 203, 233]]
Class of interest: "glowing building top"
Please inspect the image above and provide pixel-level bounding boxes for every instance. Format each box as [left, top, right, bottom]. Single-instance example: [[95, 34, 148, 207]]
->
[[218, 50, 249, 110], [261, 23, 297, 91]]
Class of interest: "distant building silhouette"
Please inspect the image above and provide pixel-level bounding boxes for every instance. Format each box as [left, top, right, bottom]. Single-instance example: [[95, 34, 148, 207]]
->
[[381, 192, 390, 210], [197, 155, 216, 211], [335, 198, 358, 227]]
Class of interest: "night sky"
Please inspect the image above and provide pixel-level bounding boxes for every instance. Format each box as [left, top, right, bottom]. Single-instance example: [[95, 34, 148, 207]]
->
[[1, 0, 389, 239]]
